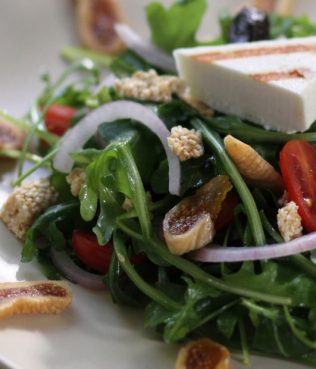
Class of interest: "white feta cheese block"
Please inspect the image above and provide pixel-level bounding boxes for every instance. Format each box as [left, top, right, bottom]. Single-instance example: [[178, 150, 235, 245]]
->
[[174, 37, 316, 133]]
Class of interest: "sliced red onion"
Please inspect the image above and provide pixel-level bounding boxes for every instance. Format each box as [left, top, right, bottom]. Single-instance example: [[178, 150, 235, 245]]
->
[[114, 23, 176, 73], [53, 100, 181, 196], [50, 248, 106, 290], [190, 232, 316, 263]]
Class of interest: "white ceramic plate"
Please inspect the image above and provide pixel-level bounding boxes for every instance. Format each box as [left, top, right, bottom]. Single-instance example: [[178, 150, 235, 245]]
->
[[0, 1, 314, 368]]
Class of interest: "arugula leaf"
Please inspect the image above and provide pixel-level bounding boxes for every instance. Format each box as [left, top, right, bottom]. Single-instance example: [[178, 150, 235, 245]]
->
[[37, 61, 100, 108], [146, 0, 207, 53], [97, 120, 161, 183], [50, 171, 74, 202], [79, 184, 98, 221], [270, 14, 316, 39], [151, 155, 216, 195], [93, 186, 123, 245], [105, 251, 144, 306], [70, 148, 103, 166], [80, 134, 155, 244], [223, 262, 316, 307], [22, 202, 80, 262], [217, 309, 239, 340], [253, 317, 313, 357], [218, 11, 233, 44], [157, 99, 196, 130], [37, 251, 61, 280], [110, 50, 152, 77], [148, 278, 220, 343], [79, 146, 122, 243], [206, 115, 316, 144], [61, 46, 114, 68]]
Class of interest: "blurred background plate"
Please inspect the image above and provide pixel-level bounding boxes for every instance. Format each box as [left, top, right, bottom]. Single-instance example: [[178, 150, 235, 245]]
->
[[0, 1, 314, 369]]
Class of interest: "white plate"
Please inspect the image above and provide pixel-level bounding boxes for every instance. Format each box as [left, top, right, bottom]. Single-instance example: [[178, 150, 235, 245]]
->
[[0, 1, 313, 368]]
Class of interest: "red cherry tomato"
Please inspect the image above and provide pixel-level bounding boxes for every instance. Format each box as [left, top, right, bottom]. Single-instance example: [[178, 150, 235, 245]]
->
[[215, 191, 239, 231], [72, 230, 112, 274], [279, 140, 316, 233], [44, 104, 77, 136]]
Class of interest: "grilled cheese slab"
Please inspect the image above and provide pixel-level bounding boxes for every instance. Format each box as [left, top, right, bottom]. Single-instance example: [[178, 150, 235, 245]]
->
[[174, 37, 316, 133]]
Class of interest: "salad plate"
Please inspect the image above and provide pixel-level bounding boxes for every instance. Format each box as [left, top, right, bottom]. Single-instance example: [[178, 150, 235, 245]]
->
[[0, 1, 316, 369]]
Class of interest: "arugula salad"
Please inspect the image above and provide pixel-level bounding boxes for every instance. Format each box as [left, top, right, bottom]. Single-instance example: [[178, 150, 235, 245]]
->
[[3, 0, 316, 367]]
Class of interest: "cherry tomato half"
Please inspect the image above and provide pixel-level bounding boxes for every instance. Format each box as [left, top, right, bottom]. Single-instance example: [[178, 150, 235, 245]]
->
[[72, 230, 112, 274], [44, 104, 77, 136], [279, 140, 316, 233]]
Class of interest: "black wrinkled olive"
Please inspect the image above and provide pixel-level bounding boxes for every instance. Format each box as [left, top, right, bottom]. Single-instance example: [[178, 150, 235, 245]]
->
[[229, 7, 270, 43]]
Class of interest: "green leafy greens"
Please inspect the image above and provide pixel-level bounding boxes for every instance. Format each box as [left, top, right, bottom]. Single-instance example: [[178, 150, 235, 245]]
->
[[145, 0, 207, 52], [16, 2, 316, 367]]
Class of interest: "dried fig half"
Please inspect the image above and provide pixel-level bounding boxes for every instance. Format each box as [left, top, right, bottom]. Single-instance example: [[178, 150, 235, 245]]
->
[[163, 176, 232, 255], [75, 0, 126, 54], [0, 116, 25, 150], [175, 339, 230, 369]]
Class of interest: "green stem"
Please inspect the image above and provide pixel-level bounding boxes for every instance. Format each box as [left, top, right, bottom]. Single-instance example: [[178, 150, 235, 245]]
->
[[13, 148, 58, 187], [239, 319, 250, 366], [0, 149, 48, 165], [284, 307, 316, 349], [260, 210, 283, 243], [17, 60, 99, 177], [117, 144, 152, 239], [241, 299, 279, 320], [195, 299, 239, 329], [192, 118, 265, 246], [149, 239, 292, 306], [118, 196, 172, 220], [291, 254, 316, 280], [206, 116, 316, 144], [0, 111, 58, 146], [61, 46, 114, 68], [116, 218, 291, 305], [116, 219, 144, 241], [113, 231, 180, 312]]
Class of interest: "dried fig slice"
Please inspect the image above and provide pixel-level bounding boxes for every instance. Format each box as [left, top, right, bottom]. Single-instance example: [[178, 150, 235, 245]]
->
[[0, 116, 25, 150], [76, 0, 126, 54], [163, 176, 232, 255], [0, 281, 72, 319], [252, 0, 277, 13], [175, 339, 230, 369]]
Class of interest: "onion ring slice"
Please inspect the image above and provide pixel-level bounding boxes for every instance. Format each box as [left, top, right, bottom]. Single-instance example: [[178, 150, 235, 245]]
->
[[53, 100, 181, 196], [190, 232, 316, 263]]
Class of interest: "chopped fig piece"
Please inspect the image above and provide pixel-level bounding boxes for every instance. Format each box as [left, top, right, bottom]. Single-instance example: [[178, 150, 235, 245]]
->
[[0, 116, 25, 150], [164, 212, 215, 255], [175, 339, 230, 369], [0, 281, 72, 319], [163, 176, 232, 255], [75, 0, 126, 54]]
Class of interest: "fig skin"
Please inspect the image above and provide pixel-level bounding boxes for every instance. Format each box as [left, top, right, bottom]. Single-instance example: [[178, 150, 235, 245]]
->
[[163, 211, 215, 256], [76, 0, 126, 54], [163, 176, 232, 255], [175, 339, 230, 369], [0, 116, 25, 150]]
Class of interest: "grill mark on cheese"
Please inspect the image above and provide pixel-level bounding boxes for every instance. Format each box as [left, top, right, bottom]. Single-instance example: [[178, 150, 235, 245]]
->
[[250, 69, 308, 82], [194, 44, 316, 63]]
